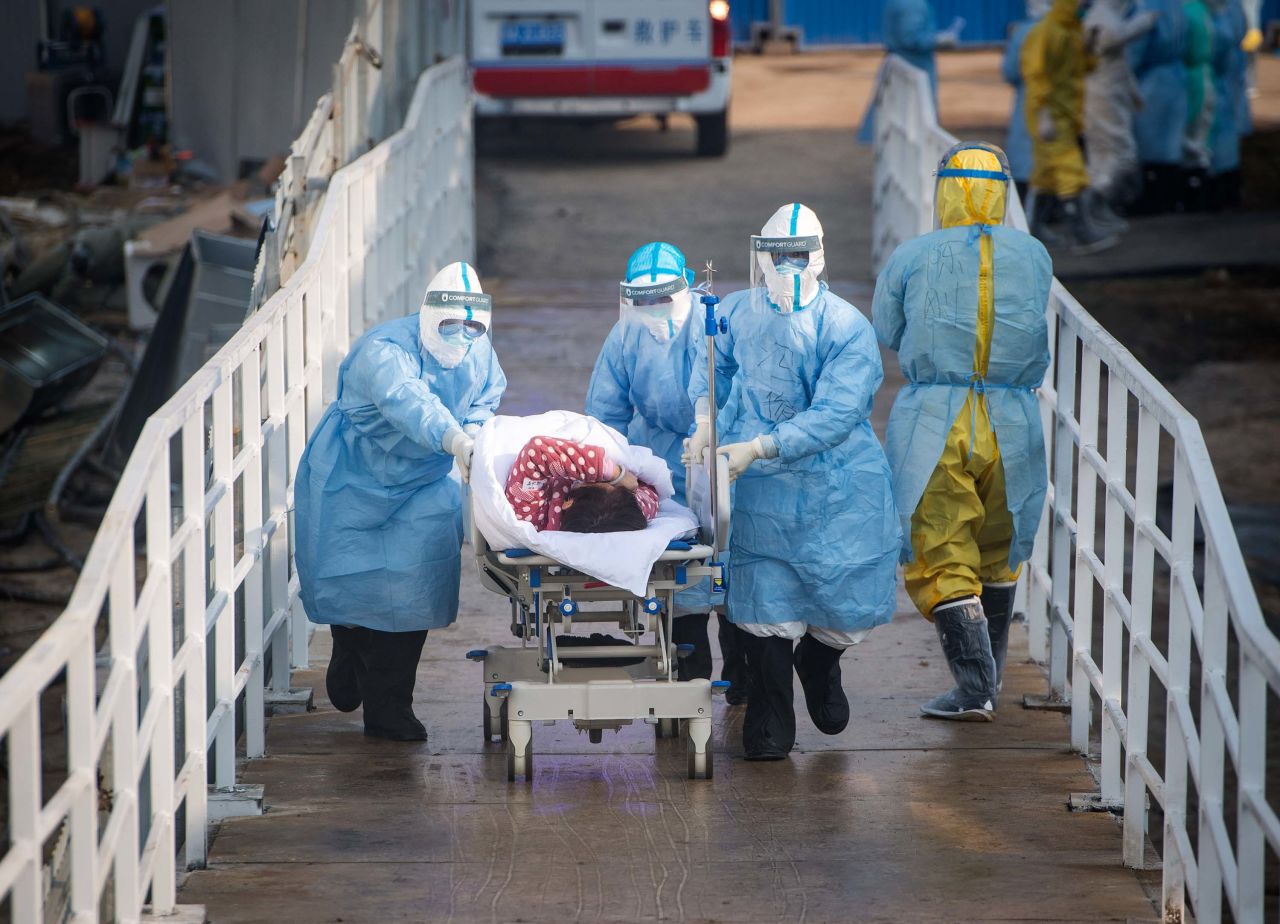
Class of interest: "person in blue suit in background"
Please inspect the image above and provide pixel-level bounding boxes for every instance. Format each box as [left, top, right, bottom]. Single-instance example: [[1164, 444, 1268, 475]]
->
[[858, 0, 964, 143], [1003, 0, 1051, 202]]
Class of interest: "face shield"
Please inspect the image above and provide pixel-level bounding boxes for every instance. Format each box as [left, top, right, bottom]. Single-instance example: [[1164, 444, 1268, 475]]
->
[[750, 203, 827, 315], [619, 274, 693, 341], [933, 142, 1012, 230], [620, 241, 695, 342], [418, 261, 492, 368]]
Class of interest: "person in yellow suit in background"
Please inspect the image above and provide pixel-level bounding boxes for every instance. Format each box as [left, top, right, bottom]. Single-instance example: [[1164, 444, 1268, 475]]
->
[[873, 142, 1053, 721], [1022, 0, 1118, 252]]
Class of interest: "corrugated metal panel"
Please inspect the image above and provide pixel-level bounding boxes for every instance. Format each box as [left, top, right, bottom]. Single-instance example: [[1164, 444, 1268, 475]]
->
[[730, 0, 1051, 47]]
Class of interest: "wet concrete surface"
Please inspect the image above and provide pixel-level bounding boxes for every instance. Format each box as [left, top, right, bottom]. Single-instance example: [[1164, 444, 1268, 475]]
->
[[180, 558, 1157, 923]]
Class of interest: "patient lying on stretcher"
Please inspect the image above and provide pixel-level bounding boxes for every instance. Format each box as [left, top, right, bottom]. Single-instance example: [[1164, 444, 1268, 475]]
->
[[504, 436, 659, 533]]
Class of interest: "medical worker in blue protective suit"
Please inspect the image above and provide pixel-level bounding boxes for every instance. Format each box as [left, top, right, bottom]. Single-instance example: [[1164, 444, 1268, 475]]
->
[[1207, 0, 1248, 207], [857, 0, 964, 143], [1130, 0, 1188, 212], [873, 143, 1052, 722], [684, 204, 901, 760], [1003, 1, 1051, 201], [295, 261, 506, 740], [584, 242, 745, 698]]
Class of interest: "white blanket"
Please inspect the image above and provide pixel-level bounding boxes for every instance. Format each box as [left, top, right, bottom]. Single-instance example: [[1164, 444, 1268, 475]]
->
[[471, 411, 699, 596]]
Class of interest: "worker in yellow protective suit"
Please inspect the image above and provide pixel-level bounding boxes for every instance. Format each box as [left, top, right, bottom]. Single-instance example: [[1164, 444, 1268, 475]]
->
[[1022, 0, 1117, 252], [873, 142, 1054, 721]]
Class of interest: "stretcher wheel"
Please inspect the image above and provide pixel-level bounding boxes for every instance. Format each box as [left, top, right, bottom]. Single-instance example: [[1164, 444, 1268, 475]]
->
[[507, 736, 533, 783], [655, 718, 679, 740], [687, 738, 712, 780], [588, 728, 603, 744], [483, 695, 507, 744]]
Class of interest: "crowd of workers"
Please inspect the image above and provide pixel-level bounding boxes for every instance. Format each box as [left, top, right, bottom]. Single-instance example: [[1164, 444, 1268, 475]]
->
[[866, 0, 1260, 253], [292, 139, 1053, 762]]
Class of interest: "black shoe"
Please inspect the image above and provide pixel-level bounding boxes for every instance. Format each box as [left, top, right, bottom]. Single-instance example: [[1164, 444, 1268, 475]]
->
[[980, 583, 1017, 693], [739, 630, 795, 760], [718, 613, 748, 705], [360, 629, 429, 741], [326, 625, 365, 713], [793, 635, 849, 735], [673, 612, 713, 681]]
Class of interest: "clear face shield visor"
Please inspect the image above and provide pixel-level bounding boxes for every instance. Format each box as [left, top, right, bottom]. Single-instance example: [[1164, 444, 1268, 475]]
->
[[749, 233, 827, 314], [933, 141, 1013, 229]]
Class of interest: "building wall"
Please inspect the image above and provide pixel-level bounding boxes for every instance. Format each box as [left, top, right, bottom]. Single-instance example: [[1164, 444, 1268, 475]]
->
[[0, 0, 159, 125], [167, 0, 358, 181]]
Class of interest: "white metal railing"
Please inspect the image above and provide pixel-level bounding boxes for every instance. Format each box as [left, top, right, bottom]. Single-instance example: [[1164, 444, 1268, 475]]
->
[[872, 56, 1280, 923], [0, 48, 472, 924]]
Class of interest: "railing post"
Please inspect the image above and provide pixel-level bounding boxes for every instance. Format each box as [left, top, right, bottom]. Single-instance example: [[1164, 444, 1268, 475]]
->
[[181, 413, 209, 869], [241, 346, 267, 759], [1027, 307, 1057, 665], [1195, 544, 1228, 922], [1123, 407, 1160, 866], [7, 702, 43, 922], [1100, 374, 1129, 806], [144, 450, 177, 910], [1071, 350, 1101, 750], [65, 633, 98, 914], [1236, 657, 1267, 919], [1047, 321, 1076, 702], [1160, 449, 1195, 921], [211, 378, 237, 789], [109, 538, 142, 917], [269, 314, 295, 690]]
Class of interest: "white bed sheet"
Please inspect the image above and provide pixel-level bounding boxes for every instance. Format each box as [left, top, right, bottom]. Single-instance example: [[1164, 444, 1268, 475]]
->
[[471, 411, 699, 597]]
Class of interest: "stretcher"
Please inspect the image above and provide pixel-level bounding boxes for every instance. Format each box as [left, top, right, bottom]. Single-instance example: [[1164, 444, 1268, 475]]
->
[[467, 282, 732, 782], [466, 450, 730, 782]]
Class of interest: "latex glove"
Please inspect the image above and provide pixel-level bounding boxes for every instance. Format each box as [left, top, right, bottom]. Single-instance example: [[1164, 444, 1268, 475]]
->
[[935, 15, 964, 47], [1037, 109, 1057, 142], [1242, 27, 1263, 53], [719, 436, 776, 483], [463, 422, 482, 437], [444, 428, 475, 484], [681, 398, 712, 466]]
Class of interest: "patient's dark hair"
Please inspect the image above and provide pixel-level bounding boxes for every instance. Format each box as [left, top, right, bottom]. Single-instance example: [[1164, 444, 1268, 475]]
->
[[559, 483, 647, 533]]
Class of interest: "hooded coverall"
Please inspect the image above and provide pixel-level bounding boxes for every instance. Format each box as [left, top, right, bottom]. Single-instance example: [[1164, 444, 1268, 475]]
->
[[1023, 0, 1095, 198]]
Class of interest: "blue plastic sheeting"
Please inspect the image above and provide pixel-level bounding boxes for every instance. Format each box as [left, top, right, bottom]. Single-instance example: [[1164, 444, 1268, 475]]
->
[[731, 0, 1052, 46]]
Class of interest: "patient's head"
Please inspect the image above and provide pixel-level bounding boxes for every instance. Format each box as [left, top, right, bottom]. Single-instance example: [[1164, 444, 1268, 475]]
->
[[559, 483, 647, 533]]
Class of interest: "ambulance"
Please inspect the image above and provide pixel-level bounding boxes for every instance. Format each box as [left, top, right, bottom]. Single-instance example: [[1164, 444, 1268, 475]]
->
[[470, 1, 733, 156]]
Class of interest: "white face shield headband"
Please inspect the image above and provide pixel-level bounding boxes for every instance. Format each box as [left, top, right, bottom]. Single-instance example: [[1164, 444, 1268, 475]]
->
[[619, 274, 693, 342], [419, 289, 492, 368]]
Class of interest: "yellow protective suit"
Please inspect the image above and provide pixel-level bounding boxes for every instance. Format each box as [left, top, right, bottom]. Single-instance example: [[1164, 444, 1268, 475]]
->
[[903, 148, 1022, 618], [1022, 0, 1093, 198]]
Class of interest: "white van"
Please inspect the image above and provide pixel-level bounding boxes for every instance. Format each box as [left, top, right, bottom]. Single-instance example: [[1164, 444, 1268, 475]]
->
[[470, 0, 733, 156]]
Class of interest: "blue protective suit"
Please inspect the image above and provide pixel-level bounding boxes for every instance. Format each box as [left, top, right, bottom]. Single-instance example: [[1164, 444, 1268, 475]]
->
[[1003, 18, 1039, 184], [1131, 0, 1190, 165], [295, 314, 506, 632], [858, 0, 942, 143], [688, 285, 901, 633], [1209, 1, 1248, 173], [872, 226, 1053, 570]]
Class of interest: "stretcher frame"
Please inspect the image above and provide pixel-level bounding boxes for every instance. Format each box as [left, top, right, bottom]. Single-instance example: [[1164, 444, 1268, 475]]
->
[[466, 450, 731, 782]]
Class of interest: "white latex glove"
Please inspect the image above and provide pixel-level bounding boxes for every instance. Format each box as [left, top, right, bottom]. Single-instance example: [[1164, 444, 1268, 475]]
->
[[444, 428, 475, 484], [463, 422, 482, 437], [719, 436, 776, 483], [1037, 108, 1057, 142], [681, 397, 712, 466], [935, 16, 964, 47]]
